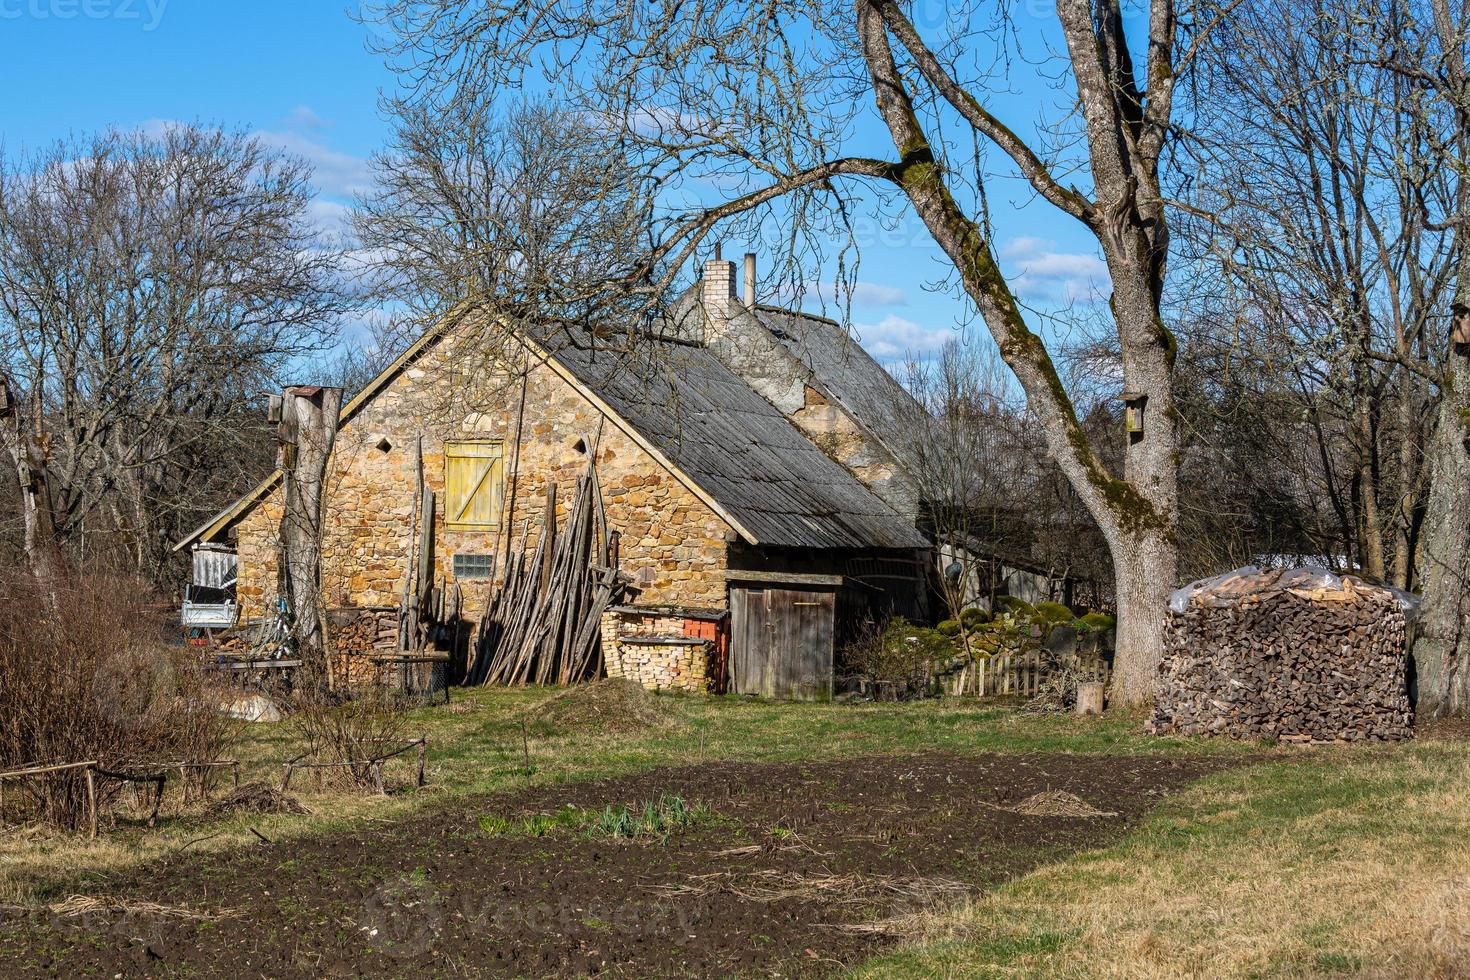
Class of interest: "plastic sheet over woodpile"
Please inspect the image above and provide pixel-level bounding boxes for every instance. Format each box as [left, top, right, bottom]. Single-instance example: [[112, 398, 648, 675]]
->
[[1149, 566, 1416, 742]]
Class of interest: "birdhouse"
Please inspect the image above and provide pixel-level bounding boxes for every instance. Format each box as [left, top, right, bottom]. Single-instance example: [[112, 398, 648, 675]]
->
[[1120, 391, 1147, 439], [1454, 302, 1470, 351], [267, 394, 283, 424]]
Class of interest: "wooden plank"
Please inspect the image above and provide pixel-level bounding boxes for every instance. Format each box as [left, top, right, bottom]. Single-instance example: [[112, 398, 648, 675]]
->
[[725, 570, 843, 587]]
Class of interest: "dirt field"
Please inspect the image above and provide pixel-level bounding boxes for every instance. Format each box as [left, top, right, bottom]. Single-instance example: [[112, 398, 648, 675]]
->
[[0, 751, 1228, 978]]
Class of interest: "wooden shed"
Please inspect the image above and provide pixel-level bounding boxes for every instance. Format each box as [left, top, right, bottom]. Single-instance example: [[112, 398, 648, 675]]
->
[[728, 571, 841, 700]]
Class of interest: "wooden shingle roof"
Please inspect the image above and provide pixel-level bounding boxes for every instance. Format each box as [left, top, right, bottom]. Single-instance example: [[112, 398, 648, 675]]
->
[[546, 333, 927, 551]]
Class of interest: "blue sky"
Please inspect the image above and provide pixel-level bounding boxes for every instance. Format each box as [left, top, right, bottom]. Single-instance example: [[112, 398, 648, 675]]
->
[[0, 0, 1110, 366]]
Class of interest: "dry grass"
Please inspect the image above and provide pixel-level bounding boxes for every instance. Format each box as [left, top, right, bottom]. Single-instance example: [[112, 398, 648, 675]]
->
[[46, 895, 233, 921], [526, 677, 682, 735], [855, 738, 1470, 978], [996, 790, 1118, 819]]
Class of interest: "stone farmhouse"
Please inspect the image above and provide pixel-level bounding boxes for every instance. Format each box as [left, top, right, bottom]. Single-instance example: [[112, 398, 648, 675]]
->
[[175, 255, 933, 698]]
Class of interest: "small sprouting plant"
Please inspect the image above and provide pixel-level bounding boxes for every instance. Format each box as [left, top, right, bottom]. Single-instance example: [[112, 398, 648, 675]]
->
[[477, 804, 584, 837], [586, 794, 711, 841]]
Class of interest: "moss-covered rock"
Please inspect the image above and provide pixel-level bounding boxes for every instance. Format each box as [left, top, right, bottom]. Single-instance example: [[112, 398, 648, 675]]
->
[[960, 607, 991, 627], [994, 595, 1036, 618], [1033, 601, 1076, 626]]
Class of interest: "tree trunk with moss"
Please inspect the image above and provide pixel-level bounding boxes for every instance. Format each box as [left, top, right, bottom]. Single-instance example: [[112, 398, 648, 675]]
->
[[856, 0, 1178, 705]]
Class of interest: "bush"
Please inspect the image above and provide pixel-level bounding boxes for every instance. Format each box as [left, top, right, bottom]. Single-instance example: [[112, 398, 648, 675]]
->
[[1077, 612, 1116, 634], [0, 572, 235, 830], [841, 618, 957, 692], [993, 595, 1036, 618], [936, 619, 962, 637], [1033, 601, 1077, 627], [290, 687, 412, 791]]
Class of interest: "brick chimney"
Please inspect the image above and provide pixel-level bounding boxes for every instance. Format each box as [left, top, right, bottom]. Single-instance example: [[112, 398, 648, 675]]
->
[[702, 255, 736, 331]]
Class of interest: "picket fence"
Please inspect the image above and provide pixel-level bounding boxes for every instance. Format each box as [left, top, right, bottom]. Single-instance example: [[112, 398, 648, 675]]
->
[[940, 652, 1111, 699]]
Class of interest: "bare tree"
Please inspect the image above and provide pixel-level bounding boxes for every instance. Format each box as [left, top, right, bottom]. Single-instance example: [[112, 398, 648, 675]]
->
[[353, 98, 656, 369], [1180, 0, 1455, 587], [898, 342, 1029, 621], [0, 125, 348, 584], [364, 0, 1230, 702], [1377, 0, 1470, 715]]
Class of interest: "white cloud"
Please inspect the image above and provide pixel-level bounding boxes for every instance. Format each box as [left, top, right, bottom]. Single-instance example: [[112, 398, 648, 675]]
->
[[842, 282, 909, 307], [137, 117, 372, 202], [308, 199, 353, 235], [775, 279, 910, 309], [285, 105, 331, 133], [1000, 237, 1109, 304], [254, 130, 372, 199], [853, 314, 955, 362]]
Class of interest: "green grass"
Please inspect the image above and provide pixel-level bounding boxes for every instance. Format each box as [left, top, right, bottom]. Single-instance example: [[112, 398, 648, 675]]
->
[[851, 740, 1470, 978]]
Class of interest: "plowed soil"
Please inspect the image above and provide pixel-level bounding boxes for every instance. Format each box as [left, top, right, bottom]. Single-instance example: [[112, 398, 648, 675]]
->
[[0, 752, 1231, 977]]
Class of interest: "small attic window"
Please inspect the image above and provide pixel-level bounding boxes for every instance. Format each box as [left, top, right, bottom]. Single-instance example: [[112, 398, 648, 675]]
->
[[572, 436, 589, 456], [375, 438, 393, 454]]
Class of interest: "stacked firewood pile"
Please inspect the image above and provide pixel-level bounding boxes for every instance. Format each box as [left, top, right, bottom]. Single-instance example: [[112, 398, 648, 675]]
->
[[466, 461, 626, 686], [329, 607, 399, 686], [1149, 567, 1414, 742]]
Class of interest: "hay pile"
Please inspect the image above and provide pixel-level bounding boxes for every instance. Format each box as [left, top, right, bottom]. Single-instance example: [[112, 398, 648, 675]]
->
[[528, 678, 680, 736], [998, 790, 1117, 818]]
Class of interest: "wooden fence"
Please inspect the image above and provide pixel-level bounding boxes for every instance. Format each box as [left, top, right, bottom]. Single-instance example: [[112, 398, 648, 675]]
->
[[940, 652, 1111, 699]]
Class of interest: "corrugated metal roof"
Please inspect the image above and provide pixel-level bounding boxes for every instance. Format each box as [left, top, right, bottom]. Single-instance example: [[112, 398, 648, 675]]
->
[[546, 332, 927, 551]]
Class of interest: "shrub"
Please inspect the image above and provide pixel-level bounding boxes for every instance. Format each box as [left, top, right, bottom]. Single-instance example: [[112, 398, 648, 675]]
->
[[840, 618, 958, 693], [290, 687, 412, 791], [1033, 601, 1077, 627], [1078, 613, 1116, 634], [936, 619, 962, 637], [0, 572, 235, 830], [993, 595, 1036, 618]]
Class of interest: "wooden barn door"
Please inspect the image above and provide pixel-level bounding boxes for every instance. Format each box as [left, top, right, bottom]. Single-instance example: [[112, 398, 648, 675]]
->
[[730, 586, 835, 700]]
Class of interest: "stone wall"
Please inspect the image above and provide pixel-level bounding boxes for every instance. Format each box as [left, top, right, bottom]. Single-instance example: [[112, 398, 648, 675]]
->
[[231, 326, 732, 623], [695, 264, 918, 521], [600, 606, 726, 693]]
